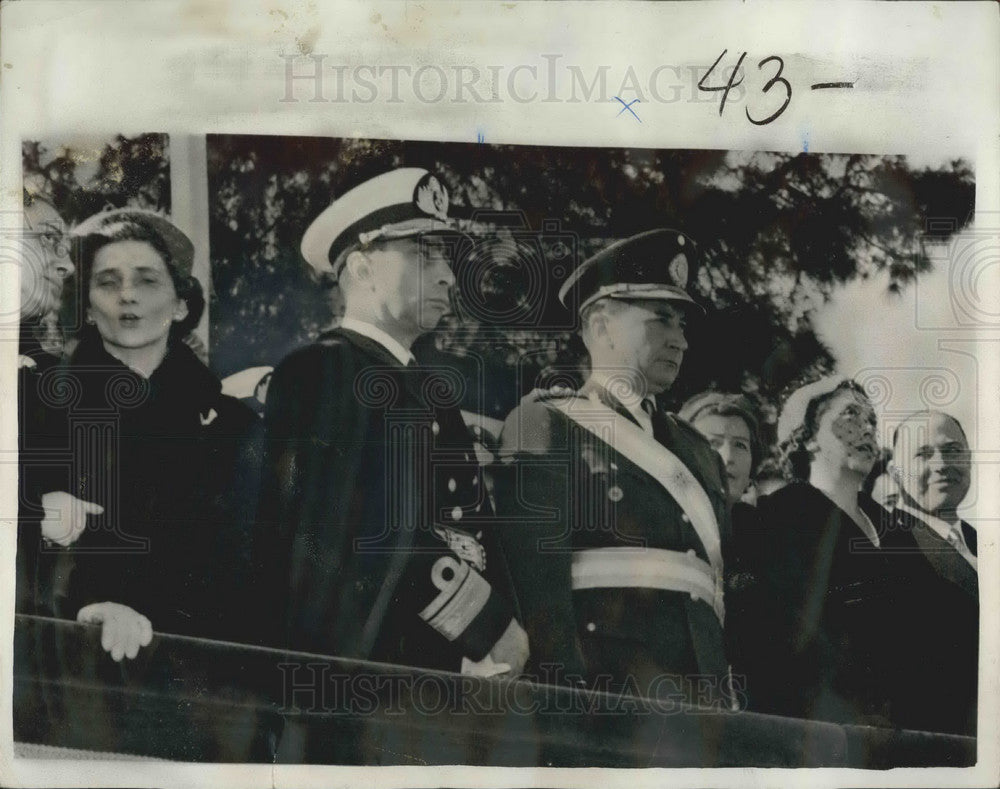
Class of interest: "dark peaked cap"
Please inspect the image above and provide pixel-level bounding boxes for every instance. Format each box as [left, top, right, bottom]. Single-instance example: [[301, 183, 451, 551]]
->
[[558, 228, 703, 315]]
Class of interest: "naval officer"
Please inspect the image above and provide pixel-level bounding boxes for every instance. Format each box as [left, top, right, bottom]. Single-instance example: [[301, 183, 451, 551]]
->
[[254, 168, 528, 678]]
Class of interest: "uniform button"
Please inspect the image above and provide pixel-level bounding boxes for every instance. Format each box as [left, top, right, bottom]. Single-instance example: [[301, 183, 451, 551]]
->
[[681, 513, 690, 523], [450, 506, 463, 521], [472, 476, 479, 486], [447, 478, 457, 493], [474, 504, 481, 513], [431, 421, 440, 435], [610, 462, 618, 472], [607, 486, 624, 502], [585, 622, 596, 633]]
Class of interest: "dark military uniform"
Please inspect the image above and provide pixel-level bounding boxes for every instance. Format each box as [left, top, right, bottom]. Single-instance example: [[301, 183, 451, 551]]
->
[[255, 327, 518, 670], [252, 167, 520, 671], [493, 378, 732, 703], [490, 227, 733, 706]]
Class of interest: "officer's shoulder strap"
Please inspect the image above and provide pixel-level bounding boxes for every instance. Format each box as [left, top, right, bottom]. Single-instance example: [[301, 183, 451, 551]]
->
[[537, 389, 587, 404]]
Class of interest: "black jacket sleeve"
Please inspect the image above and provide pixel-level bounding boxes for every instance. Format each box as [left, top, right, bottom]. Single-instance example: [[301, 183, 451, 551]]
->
[[491, 400, 586, 680], [254, 343, 514, 664]]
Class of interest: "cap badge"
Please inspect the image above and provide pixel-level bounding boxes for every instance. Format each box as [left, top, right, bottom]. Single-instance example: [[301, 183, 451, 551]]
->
[[414, 174, 449, 221], [668, 252, 689, 287]]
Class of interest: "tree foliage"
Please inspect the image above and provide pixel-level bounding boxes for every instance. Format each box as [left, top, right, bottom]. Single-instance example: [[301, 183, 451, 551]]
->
[[25, 134, 975, 433], [203, 136, 974, 423], [22, 135, 170, 221], [23, 135, 171, 337]]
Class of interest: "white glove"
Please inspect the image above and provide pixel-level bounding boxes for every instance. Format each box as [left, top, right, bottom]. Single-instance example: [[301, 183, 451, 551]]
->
[[40, 491, 103, 546], [462, 618, 530, 678], [77, 602, 153, 662], [461, 653, 512, 678]]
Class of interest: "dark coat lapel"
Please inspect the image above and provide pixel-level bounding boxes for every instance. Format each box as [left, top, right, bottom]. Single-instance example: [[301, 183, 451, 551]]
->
[[962, 521, 977, 557], [894, 508, 978, 600], [335, 327, 437, 409]]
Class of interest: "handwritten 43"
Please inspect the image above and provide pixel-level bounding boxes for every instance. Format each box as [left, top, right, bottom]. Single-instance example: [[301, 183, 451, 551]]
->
[[699, 49, 853, 125]]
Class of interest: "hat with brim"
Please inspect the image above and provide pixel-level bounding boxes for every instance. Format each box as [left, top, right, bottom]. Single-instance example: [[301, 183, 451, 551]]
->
[[221, 366, 274, 399], [679, 390, 764, 467], [302, 168, 470, 279], [71, 208, 195, 277], [559, 228, 704, 315], [776, 375, 849, 444]]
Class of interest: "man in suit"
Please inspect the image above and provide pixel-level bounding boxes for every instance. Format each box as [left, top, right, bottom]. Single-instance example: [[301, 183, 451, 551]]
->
[[254, 168, 527, 680], [16, 190, 106, 616], [887, 409, 978, 736], [492, 229, 734, 710], [14, 189, 96, 744]]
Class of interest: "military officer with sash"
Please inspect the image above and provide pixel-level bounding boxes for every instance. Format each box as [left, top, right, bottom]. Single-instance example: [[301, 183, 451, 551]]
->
[[492, 229, 733, 707]]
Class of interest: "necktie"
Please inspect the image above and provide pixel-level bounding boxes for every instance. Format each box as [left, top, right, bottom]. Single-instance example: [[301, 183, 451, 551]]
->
[[642, 398, 670, 447]]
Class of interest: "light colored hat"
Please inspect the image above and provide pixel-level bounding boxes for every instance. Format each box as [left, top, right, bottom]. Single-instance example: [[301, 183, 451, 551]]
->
[[71, 208, 194, 277], [776, 375, 847, 444], [679, 390, 764, 467], [221, 366, 274, 399], [301, 167, 465, 278]]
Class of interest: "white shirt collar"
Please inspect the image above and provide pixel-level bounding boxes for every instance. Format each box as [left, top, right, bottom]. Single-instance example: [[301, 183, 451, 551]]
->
[[896, 501, 977, 570], [339, 317, 415, 367], [586, 370, 653, 435]]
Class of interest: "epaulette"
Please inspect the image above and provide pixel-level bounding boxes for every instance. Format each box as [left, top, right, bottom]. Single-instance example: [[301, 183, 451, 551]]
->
[[538, 392, 587, 403], [537, 389, 585, 403], [317, 331, 347, 347]]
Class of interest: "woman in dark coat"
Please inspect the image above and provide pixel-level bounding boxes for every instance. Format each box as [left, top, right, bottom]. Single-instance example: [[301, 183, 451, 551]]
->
[[738, 378, 920, 726], [45, 209, 255, 661], [678, 391, 766, 705]]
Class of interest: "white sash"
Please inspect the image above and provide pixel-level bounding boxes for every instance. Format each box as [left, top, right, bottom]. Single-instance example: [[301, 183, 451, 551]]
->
[[547, 396, 724, 614], [571, 547, 724, 623]]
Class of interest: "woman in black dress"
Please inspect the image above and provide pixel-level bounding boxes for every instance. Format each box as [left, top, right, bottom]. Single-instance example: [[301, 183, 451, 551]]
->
[[739, 377, 915, 726], [47, 209, 255, 661], [678, 391, 766, 704]]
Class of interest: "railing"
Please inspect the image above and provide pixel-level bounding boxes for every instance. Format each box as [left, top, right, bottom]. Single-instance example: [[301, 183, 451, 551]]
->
[[13, 614, 976, 768]]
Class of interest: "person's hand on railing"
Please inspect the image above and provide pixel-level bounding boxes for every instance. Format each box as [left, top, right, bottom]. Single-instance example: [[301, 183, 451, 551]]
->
[[40, 491, 104, 547], [76, 602, 153, 662], [460, 652, 512, 678], [472, 617, 530, 678]]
